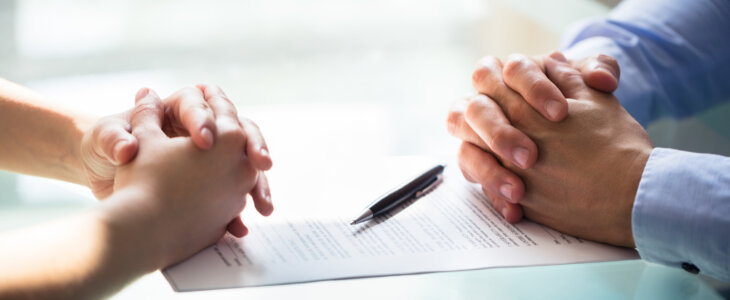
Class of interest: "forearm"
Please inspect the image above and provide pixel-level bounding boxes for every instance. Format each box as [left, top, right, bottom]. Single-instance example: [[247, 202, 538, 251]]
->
[[0, 78, 96, 185], [0, 188, 161, 299]]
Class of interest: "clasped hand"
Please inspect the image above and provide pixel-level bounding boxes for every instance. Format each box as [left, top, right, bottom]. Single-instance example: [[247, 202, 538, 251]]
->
[[80, 84, 272, 242], [447, 52, 653, 247]]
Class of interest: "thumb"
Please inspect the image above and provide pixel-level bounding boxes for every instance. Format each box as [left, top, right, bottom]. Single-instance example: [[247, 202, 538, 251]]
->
[[90, 118, 138, 165], [130, 88, 166, 142], [544, 55, 593, 100]]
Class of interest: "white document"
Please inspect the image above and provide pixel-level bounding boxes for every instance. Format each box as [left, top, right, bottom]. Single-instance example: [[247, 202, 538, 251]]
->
[[163, 159, 638, 291]]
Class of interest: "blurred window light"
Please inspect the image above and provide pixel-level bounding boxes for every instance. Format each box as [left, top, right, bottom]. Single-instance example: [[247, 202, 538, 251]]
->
[[14, 0, 487, 59], [16, 0, 127, 58]]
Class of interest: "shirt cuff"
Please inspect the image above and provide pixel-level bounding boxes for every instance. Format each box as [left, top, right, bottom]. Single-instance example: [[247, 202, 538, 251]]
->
[[632, 148, 730, 280]]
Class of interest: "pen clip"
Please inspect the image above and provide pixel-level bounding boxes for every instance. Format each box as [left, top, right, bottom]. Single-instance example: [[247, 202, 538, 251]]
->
[[414, 174, 443, 198]]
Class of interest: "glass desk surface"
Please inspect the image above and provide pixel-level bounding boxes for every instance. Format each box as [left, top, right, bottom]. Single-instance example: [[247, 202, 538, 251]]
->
[[0, 175, 725, 300], [1, 0, 730, 298], [1, 107, 727, 299]]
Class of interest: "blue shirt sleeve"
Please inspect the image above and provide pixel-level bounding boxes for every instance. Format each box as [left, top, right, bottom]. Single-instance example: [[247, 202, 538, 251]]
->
[[559, 0, 730, 280], [633, 148, 730, 280], [560, 0, 730, 127]]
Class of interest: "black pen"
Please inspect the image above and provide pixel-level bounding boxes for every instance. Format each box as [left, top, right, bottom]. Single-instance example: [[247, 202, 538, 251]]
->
[[350, 164, 445, 225]]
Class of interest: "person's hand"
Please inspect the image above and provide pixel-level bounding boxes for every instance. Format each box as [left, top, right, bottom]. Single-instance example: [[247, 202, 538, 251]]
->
[[446, 53, 621, 222], [110, 88, 263, 267], [80, 84, 272, 200], [79, 84, 272, 200], [80, 85, 273, 237], [450, 53, 652, 247]]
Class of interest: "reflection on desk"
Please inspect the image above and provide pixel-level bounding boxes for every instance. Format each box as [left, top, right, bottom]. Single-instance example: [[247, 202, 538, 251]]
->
[[0, 162, 726, 300]]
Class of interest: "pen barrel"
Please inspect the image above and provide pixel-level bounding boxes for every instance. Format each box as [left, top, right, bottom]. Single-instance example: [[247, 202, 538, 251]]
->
[[369, 165, 444, 217]]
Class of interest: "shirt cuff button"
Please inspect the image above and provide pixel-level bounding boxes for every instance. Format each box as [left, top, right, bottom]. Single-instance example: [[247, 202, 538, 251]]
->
[[681, 262, 700, 274]]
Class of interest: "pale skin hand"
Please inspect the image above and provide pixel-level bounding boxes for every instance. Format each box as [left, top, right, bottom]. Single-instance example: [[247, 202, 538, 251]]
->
[[114, 88, 263, 266], [446, 53, 621, 222], [80, 85, 274, 237], [0, 89, 263, 299], [0, 79, 271, 237], [81, 84, 274, 200], [448, 53, 652, 247]]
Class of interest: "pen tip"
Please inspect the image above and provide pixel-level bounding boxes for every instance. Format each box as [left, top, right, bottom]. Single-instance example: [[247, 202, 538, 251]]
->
[[350, 210, 373, 225]]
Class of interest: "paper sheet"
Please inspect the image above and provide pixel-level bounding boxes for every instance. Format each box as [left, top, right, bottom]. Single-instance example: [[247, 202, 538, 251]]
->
[[163, 159, 638, 291]]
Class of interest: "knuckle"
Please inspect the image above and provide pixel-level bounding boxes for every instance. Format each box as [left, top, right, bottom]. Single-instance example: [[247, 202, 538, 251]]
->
[[217, 121, 240, 136], [170, 86, 200, 101], [475, 161, 498, 186], [472, 56, 501, 90], [527, 78, 553, 98], [503, 54, 529, 79], [457, 141, 471, 158], [217, 122, 245, 144], [472, 65, 491, 88], [181, 85, 200, 95], [446, 110, 463, 135], [242, 117, 261, 131], [458, 143, 501, 187], [506, 53, 528, 62], [458, 149, 485, 182], [182, 102, 213, 122], [553, 62, 582, 83], [464, 96, 486, 122], [211, 94, 235, 107], [197, 100, 212, 112], [488, 126, 512, 149], [133, 102, 161, 116], [505, 100, 528, 126], [457, 144, 478, 173], [180, 89, 201, 101]]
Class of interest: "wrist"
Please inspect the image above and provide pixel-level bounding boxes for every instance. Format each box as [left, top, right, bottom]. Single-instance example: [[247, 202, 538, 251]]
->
[[621, 147, 652, 248], [68, 114, 98, 186], [0, 196, 156, 299], [97, 187, 167, 271]]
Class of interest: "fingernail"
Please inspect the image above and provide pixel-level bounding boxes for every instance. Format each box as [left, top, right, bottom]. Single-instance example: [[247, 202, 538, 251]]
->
[[260, 147, 269, 158], [500, 184, 514, 202], [200, 127, 214, 147], [512, 147, 529, 169], [135, 88, 149, 102], [266, 195, 272, 204], [545, 99, 562, 120], [501, 206, 509, 218], [592, 62, 618, 79], [550, 52, 568, 62]]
